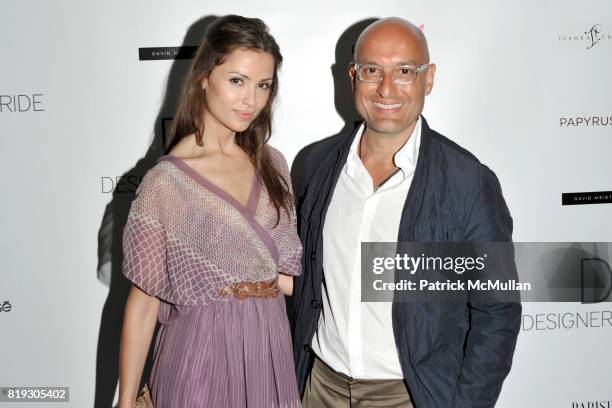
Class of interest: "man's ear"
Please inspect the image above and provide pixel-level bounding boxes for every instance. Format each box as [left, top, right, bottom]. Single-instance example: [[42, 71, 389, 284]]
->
[[424, 63, 436, 96], [349, 64, 357, 91]]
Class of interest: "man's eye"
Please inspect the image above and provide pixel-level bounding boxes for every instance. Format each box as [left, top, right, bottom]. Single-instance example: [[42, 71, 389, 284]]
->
[[367, 67, 379, 74]]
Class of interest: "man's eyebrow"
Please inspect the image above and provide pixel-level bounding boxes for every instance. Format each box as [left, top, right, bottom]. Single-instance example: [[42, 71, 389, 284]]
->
[[358, 60, 420, 66], [397, 60, 420, 66]]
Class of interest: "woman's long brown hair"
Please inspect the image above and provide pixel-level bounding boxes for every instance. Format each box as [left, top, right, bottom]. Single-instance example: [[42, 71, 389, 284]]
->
[[167, 15, 290, 223]]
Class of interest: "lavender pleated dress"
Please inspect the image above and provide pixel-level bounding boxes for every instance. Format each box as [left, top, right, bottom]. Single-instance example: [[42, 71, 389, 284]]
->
[[122, 147, 303, 407]]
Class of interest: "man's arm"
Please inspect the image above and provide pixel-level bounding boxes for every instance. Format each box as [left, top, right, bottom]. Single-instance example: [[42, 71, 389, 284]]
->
[[454, 166, 521, 408]]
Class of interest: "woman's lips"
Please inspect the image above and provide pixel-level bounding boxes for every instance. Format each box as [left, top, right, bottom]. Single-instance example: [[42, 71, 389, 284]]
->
[[234, 110, 254, 120]]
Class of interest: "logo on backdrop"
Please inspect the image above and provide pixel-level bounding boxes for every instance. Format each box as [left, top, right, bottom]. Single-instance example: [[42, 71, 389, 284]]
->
[[562, 191, 612, 206], [559, 115, 612, 127], [571, 401, 611, 408], [522, 251, 612, 331], [101, 175, 143, 194], [0, 301, 12, 312], [138, 46, 198, 61], [0, 93, 44, 113], [521, 309, 612, 332], [558, 24, 611, 49], [586, 24, 605, 49]]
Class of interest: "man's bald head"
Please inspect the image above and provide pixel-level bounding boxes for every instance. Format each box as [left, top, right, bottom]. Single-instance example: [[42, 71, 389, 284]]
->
[[354, 17, 430, 63], [349, 16, 436, 139]]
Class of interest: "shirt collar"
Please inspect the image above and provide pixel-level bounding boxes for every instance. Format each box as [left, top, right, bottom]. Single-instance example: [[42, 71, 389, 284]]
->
[[346, 117, 422, 178]]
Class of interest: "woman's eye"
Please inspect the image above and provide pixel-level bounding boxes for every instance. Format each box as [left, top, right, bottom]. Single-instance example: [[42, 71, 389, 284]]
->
[[230, 78, 243, 85], [259, 82, 271, 90]]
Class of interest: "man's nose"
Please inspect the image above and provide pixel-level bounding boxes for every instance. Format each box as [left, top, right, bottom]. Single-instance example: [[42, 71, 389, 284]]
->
[[376, 70, 396, 99]]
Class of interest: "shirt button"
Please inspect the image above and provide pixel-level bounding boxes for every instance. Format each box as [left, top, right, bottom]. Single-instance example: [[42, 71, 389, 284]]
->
[[310, 251, 317, 260], [304, 344, 312, 352], [311, 299, 322, 309]]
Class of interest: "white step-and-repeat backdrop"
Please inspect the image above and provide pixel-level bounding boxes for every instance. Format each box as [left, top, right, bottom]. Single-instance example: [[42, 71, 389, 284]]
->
[[1, 1, 611, 407]]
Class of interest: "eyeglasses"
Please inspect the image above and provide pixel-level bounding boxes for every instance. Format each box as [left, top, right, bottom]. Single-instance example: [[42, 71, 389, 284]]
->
[[352, 62, 429, 84]]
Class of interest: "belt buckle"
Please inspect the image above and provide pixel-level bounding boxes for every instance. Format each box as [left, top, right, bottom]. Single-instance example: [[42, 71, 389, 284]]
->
[[219, 278, 278, 300], [233, 282, 251, 300]]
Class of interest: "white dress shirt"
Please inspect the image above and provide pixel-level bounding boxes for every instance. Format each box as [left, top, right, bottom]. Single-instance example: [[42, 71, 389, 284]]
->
[[311, 118, 422, 379]]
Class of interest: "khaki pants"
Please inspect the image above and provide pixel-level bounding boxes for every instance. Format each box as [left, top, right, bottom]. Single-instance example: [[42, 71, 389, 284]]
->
[[302, 357, 414, 408]]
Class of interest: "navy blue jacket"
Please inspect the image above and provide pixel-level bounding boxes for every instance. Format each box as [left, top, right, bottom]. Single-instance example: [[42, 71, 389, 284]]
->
[[287, 117, 521, 408]]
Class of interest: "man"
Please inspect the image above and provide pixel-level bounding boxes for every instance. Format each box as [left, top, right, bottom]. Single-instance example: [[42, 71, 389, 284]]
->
[[288, 17, 521, 408]]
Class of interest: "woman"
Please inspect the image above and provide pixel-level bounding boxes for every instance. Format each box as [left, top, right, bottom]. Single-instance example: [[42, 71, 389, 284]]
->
[[118, 15, 302, 408]]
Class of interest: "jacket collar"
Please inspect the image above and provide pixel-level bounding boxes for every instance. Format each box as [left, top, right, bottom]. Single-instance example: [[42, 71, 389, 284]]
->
[[335, 115, 432, 154], [345, 118, 422, 179], [324, 115, 433, 205], [397, 116, 433, 240], [322, 116, 433, 243]]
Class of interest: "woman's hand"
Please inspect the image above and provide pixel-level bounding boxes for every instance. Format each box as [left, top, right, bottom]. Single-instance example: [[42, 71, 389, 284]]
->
[[278, 273, 294, 296]]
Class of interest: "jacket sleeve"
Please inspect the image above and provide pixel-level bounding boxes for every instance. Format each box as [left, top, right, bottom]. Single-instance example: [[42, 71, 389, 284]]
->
[[453, 166, 521, 408]]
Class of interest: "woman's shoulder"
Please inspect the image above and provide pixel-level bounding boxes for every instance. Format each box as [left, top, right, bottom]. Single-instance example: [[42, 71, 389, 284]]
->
[[136, 157, 180, 195], [264, 145, 289, 171]]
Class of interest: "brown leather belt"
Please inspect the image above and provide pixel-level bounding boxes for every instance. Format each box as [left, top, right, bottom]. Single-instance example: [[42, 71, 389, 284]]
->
[[219, 277, 279, 300]]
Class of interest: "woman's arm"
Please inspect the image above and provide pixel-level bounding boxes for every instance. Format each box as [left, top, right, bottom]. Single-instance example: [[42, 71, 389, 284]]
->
[[278, 273, 294, 296], [118, 285, 160, 408]]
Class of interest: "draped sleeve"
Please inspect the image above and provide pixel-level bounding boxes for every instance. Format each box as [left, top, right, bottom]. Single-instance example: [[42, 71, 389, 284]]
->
[[122, 166, 172, 299], [268, 146, 303, 277]]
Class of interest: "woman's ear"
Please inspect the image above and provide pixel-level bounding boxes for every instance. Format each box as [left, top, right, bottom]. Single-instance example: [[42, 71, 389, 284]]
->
[[201, 78, 208, 91]]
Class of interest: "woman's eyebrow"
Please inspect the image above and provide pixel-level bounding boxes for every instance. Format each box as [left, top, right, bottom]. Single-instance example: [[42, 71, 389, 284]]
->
[[228, 71, 249, 78], [228, 71, 273, 82]]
